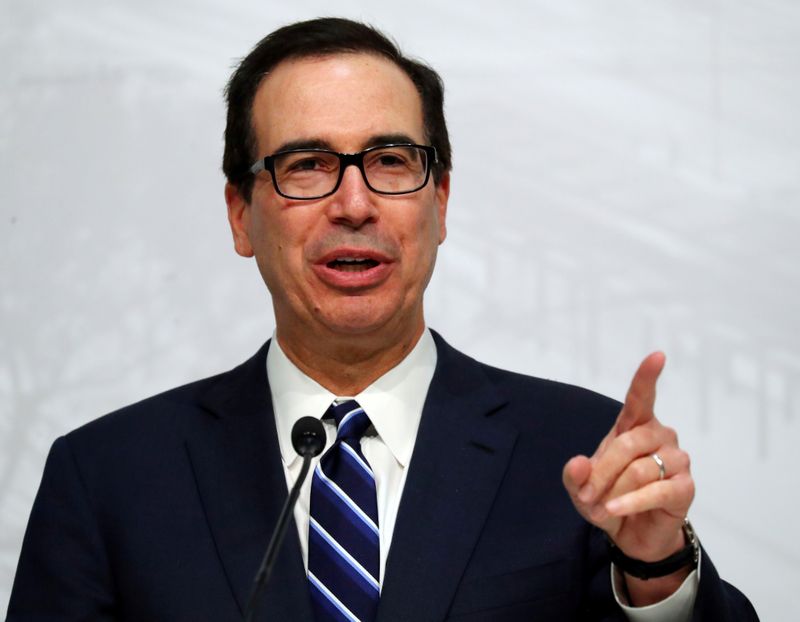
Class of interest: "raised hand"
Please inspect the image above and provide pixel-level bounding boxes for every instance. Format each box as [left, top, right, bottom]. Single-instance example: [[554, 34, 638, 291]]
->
[[562, 353, 695, 603]]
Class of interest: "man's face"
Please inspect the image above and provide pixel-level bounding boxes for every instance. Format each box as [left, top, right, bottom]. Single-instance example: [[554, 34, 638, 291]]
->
[[226, 53, 449, 345]]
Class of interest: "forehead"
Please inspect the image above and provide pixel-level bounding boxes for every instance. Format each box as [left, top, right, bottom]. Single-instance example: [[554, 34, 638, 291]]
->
[[251, 53, 425, 154]]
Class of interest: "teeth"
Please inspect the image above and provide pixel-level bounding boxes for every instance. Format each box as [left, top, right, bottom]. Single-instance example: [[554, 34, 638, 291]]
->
[[327, 256, 379, 272]]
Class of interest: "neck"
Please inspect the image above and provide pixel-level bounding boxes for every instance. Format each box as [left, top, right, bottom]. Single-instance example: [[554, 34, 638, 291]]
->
[[276, 321, 426, 395]]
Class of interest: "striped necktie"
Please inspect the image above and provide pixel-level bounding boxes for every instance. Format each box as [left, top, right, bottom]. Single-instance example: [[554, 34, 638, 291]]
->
[[308, 400, 380, 622]]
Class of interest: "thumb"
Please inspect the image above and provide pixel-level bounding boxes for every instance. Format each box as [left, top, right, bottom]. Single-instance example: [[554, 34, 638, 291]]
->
[[563, 455, 592, 499]]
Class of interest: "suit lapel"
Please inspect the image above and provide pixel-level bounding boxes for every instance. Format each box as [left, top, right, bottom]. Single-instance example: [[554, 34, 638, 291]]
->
[[378, 333, 518, 622], [183, 334, 517, 622], [185, 342, 314, 622]]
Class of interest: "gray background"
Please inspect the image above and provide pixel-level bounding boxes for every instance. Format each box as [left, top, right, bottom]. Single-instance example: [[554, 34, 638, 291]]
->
[[2, 0, 798, 618]]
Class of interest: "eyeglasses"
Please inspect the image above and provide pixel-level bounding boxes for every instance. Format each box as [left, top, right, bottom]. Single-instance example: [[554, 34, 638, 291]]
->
[[248, 144, 437, 200]]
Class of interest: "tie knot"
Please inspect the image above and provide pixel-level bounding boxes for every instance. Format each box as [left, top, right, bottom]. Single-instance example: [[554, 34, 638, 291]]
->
[[328, 400, 371, 441]]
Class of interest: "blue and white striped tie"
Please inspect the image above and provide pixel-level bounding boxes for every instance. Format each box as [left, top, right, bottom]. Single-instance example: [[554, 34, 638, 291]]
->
[[308, 400, 380, 622]]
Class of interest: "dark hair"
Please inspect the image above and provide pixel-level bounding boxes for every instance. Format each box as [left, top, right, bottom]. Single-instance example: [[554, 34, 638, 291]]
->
[[223, 17, 452, 202]]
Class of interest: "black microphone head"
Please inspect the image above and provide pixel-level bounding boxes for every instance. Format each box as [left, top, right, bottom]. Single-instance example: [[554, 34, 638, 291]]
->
[[291, 416, 326, 458]]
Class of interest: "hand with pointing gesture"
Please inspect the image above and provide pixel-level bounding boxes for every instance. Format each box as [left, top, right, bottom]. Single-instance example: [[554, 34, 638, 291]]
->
[[563, 353, 696, 604]]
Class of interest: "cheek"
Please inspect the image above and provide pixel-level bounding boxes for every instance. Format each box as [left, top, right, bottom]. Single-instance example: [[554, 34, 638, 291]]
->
[[251, 214, 306, 285], [256, 239, 310, 307], [420, 205, 444, 249], [258, 204, 305, 255], [399, 208, 442, 280]]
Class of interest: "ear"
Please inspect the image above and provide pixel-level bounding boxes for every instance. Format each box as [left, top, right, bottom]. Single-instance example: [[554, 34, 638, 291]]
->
[[225, 182, 255, 257], [434, 172, 450, 244]]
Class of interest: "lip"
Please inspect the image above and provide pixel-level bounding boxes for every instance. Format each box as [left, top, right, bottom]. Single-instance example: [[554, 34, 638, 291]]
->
[[311, 247, 395, 291]]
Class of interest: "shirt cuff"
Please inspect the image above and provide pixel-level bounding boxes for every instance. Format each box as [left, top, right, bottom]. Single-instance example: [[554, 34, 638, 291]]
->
[[612, 549, 701, 622]]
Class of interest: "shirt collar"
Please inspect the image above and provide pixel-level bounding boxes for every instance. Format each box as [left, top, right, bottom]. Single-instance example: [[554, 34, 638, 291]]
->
[[268, 329, 437, 469]]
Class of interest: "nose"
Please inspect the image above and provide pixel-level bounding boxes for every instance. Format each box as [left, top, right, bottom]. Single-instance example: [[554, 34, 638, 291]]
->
[[325, 164, 379, 229]]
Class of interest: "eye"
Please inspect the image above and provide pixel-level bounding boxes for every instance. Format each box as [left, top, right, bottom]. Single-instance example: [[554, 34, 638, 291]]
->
[[288, 156, 326, 172], [367, 148, 417, 170], [376, 153, 407, 167], [276, 151, 338, 177]]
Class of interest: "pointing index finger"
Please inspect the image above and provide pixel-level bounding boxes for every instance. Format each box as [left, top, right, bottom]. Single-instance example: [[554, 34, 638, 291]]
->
[[615, 351, 666, 435]]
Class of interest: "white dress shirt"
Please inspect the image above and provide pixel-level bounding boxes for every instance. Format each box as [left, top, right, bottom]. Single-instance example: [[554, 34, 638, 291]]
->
[[267, 329, 698, 620], [269, 329, 436, 584]]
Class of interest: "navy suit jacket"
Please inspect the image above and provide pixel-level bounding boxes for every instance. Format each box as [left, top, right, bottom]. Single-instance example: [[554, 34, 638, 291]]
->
[[9, 333, 757, 621]]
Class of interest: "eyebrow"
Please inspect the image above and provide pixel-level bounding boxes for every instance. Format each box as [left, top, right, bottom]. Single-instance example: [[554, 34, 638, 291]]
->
[[363, 133, 418, 149], [272, 138, 331, 153], [271, 133, 421, 155]]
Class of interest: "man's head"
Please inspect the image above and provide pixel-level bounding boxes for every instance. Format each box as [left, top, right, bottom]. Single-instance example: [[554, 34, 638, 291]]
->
[[223, 18, 451, 203], [223, 19, 451, 360]]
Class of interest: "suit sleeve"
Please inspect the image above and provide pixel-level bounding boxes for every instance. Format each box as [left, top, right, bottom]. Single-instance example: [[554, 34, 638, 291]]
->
[[564, 393, 759, 622], [581, 526, 758, 622], [7, 436, 118, 621], [690, 544, 759, 621]]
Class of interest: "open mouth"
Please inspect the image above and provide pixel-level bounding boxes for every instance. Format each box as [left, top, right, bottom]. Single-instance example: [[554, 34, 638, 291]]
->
[[326, 257, 381, 272], [313, 249, 392, 289]]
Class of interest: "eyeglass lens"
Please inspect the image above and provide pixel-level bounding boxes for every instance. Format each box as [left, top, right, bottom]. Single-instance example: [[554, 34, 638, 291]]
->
[[272, 146, 429, 198]]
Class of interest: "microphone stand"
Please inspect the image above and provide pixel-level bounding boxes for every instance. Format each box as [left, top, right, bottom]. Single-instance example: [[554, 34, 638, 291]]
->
[[244, 416, 324, 621], [244, 455, 313, 622]]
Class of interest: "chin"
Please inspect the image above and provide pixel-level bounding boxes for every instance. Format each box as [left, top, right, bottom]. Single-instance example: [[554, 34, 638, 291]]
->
[[320, 314, 393, 337], [317, 299, 411, 338]]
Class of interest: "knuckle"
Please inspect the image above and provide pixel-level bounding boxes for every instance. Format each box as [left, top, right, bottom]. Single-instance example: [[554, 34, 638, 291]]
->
[[632, 460, 649, 484], [618, 433, 636, 454], [636, 425, 651, 442], [662, 426, 678, 445], [678, 449, 691, 472], [684, 477, 696, 501], [640, 419, 661, 443]]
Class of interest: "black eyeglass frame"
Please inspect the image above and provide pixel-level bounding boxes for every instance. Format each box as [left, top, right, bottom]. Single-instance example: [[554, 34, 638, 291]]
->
[[248, 143, 438, 200]]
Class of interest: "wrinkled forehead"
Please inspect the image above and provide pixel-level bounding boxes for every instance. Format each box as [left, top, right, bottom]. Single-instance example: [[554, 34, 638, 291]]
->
[[250, 53, 426, 156]]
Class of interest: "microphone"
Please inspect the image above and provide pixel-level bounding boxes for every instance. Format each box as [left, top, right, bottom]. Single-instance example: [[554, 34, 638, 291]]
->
[[244, 416, 326, 621], [291, 416, 327, 458]]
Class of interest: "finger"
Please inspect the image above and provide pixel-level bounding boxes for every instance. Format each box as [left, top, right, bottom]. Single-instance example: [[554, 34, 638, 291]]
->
[[615, 352, 666, 435], [605, 474, 695, 517], [590, 425, 617, 462], [564, 455, 621, 530], [602, 448, 690, 502], [563, 455, 592, 499], [578, 422, 667, 504], [593, 353, 665, 464]]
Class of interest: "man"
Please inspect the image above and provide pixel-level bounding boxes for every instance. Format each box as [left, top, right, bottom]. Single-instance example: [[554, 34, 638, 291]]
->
[[9, 18, 757, 621]]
